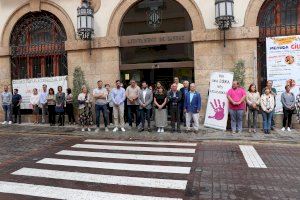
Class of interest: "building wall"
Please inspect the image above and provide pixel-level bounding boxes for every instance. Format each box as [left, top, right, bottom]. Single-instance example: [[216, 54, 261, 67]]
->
[[0, 0, 252, 40], [0, 0, 266, 124]]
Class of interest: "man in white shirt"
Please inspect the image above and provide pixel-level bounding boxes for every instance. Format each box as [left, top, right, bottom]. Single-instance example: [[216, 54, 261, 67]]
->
[[93, 80, 109, 132], [39, 84, 48, 124], [111, 80, 126, 132], [174, 77, 184, 91]]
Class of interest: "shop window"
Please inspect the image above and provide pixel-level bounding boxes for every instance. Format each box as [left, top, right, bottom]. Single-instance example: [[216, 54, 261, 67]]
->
[[10, 11, 67, 80], [257, 0, 300, 91]]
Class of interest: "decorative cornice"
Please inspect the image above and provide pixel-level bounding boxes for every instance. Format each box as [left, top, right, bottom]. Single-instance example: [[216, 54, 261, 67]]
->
[[0, 26, 260, 56], [192, 26, 259, 42]]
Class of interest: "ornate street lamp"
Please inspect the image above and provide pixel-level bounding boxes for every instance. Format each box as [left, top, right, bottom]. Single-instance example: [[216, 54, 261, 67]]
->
[[77, 0, 94, 54], [215, 0, 235, 47]]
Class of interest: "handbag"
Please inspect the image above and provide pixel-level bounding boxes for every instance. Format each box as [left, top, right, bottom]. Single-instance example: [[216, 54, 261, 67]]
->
[[55, 105, 64, 113]]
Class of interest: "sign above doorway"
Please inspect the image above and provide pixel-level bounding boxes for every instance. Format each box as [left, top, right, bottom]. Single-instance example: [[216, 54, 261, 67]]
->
[[120, 31, 191, 47]]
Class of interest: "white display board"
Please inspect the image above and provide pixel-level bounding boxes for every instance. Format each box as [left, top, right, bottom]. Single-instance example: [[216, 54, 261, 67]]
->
[[12, 76, 68, 109], [204, 72, 234, 130], [266, 35, 300, 113]]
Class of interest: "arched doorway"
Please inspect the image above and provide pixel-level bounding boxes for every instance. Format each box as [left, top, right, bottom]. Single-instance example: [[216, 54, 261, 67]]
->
[[10, 11, 67, 80], [119, 0, 194, 88], [257, 0, 300, 91]]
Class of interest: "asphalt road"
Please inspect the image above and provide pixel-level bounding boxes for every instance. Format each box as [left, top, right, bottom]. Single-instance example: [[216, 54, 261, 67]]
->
[[0, 133, 299, 200]]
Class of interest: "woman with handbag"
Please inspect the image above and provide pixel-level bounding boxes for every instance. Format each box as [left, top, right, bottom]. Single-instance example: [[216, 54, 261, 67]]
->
[[281, 85, 296, 132], [260, 87, 275, 134], [30, 88, 39, 124], [78, 85, 93, 132], [246, 84, 260, 133], [47, 88, 56, 126], [55, 86, 66, 126]]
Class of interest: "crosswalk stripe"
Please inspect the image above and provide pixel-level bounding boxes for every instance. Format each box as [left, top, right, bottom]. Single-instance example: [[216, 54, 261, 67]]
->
[[239, 145, 267, 168], [72, 144, 196, 154], [12, 168, 188, 190], [56, 150, 194, 162], [37, 158, 191, 174], [85, 139, 197, 146], [0, 181, 182, 200]]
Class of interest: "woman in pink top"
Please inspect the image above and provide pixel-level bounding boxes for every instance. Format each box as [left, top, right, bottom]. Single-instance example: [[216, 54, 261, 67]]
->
[[227, 81, 246, 133]]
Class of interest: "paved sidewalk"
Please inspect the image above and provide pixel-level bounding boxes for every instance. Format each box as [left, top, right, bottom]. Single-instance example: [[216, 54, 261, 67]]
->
[[0, 123, 299, 143]]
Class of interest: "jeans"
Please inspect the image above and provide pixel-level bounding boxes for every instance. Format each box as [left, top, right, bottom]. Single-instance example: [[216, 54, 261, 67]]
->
[[262, 111, 273, 131], [170, 105, 181, 131], [2, 105, 12, 122], [95, 104, 108, 128], [271, 109, 275, 127], [140, 108, 151, 129], [248, 108, 258, 129], [127, 105, 140, 127], [283, 108, 294, 128], [12, 105, 21, 123], [107, 104, 113, 124], [229, 109, 244, 132]]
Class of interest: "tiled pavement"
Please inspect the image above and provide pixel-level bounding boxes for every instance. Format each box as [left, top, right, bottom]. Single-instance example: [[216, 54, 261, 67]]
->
[[191, 142, 300, 200], [0, 123, 299, 143], [0, 133, 299, 200]]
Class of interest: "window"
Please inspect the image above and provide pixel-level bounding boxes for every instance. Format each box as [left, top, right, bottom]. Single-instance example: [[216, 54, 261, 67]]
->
[[10, 11, 67, 80]]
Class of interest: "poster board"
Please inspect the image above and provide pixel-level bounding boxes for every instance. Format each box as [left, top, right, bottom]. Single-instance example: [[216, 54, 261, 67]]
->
[[204, 72, 234, 130], [12, 76, 68, 109], [266, 35, 300, 113]]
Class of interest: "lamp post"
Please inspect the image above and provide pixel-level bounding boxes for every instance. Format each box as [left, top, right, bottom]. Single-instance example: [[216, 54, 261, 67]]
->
[[77, 0, 94, 54], [215, 0, 235, 47]]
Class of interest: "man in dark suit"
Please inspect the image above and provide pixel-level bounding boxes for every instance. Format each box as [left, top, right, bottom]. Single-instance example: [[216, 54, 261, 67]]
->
[[168, 83, 182, 133], [180, 80, 190, 125], [138, 81, 153, 132], [184, 83, 201, 133]]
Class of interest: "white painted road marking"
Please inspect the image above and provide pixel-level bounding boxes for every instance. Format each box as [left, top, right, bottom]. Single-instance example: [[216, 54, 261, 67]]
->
[[72, 144, 195, 154], [239, 145, 267, 168], [56, 150, 194, 162], [85, 139, 197, 147], [0, 181, 182, 200], [12, 168, 188, 190], [37, 158, 191, 174]]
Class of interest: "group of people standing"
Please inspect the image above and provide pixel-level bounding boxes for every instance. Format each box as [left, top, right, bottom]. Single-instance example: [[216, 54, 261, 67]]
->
[[2, 77, 300, 134], [227, 80, 300, 134], [27, 85, 75, 126], [97, 78, 202, 133]]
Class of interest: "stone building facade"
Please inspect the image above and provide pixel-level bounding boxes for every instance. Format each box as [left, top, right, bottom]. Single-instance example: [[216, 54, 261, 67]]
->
[[0, 0, 297, 121]]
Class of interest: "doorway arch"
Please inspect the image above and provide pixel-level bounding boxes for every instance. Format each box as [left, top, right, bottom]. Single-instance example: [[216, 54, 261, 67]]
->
[[1, 1, 75, 48], [107, 0, 205, 37], [10, 11, 68, 80], [110, 0, 201, 88]]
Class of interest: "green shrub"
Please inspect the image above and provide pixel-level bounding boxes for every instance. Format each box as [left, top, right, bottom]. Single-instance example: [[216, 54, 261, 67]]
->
[[232, 60, 246, 88], [72, 66, 89, 107]]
